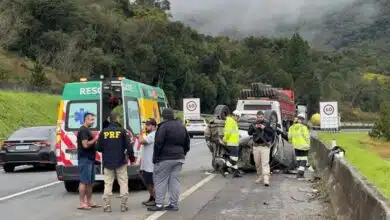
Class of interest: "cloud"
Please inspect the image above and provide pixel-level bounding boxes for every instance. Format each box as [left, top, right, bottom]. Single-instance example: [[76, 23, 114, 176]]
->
[[168, 0, 379, 40]]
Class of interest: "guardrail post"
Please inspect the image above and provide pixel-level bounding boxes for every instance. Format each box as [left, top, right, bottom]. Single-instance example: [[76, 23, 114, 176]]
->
[[331, 139, 336, 148]]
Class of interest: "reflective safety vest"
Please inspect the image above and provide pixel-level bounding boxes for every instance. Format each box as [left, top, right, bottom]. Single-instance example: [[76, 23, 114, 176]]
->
[[288, 123, 310, 151], [223, 116, 239, 146]]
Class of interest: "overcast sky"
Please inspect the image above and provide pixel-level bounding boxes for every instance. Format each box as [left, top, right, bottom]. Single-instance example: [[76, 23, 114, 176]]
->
[[168, 0, 379, 39]]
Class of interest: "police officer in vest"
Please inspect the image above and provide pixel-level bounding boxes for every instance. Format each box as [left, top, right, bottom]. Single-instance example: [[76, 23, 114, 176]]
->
[[288, 113, 310, 178], [96, 113, 135, 212], [222, 110, 242, 178]]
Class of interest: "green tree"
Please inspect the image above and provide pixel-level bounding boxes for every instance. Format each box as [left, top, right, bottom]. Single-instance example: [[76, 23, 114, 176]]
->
[[284, 33, 311, 81], [376, 101, 390, 140], [30, 62, 51, 88]]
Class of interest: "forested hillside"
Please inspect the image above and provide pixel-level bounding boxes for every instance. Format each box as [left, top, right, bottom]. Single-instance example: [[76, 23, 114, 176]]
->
[[0, 0, 388, 122]]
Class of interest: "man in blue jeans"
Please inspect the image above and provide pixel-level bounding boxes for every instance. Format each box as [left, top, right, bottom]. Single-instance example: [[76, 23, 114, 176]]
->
[[77, 112, 101, 210]]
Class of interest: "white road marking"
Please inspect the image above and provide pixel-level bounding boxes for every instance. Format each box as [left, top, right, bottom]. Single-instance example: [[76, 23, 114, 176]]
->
[[0, 181, 61, 202], [191, 141, 204, 146], [145, 173, 216, 220], [0, 140, 206, 203]]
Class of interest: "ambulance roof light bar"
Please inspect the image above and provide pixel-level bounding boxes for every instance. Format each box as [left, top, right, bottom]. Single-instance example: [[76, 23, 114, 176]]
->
[[79, 75, 124, 82]]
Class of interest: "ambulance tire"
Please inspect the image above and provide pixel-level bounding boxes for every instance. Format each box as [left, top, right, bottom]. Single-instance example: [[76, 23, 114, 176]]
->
[[213, 105, 230, 120], [3, 164, 15, 172], [129, 178, 147, 190], [64, 181, 79, 193]]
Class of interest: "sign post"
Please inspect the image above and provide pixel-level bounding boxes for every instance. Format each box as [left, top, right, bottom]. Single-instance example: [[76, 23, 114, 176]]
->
[[183, 98, 200, 120], [319, 101, 339, 131]]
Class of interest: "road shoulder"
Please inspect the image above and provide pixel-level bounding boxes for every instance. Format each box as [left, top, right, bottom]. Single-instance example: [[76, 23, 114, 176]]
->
[[160, 171, 335, 220]]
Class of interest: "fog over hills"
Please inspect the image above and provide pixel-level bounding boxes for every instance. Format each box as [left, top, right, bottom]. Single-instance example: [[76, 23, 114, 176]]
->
[[168, 0, 380, 43]]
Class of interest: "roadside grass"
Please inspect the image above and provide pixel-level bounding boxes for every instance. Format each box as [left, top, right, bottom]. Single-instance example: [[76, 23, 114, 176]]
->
[[0, 92, 209, 141], [0, 91, 60, 139], [0, 49, 67, 88], [318, 132, 390, 198]]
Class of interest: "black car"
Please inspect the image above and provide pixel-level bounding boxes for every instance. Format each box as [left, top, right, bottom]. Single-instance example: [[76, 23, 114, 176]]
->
[[0, 126, 57, 172]]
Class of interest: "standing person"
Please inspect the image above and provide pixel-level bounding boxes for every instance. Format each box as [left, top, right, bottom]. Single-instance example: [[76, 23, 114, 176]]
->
[[222, 110, 242, 178], [288, 113, 310, 178], [138, 118, 157, 207], [248, 111, 275, 186], [77, 112, 100, 210], [147, 108, 190, 212], [96, 113, 135, 213]]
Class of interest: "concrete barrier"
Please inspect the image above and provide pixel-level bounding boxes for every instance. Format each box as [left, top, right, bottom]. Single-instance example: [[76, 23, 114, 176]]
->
[[310, 137, 390, 220]]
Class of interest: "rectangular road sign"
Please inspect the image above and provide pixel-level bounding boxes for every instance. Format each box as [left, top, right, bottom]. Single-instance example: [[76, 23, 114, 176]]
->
[[319, 101, 339, 129], [183, 98, 200, 120]]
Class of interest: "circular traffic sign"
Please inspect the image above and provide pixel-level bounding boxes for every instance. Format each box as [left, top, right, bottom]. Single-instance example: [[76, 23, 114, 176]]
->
[[186, 101, 197, 112], [323, 104, 334, 115]]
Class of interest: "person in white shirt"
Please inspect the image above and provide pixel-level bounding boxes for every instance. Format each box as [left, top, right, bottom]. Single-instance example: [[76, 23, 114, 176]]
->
[[138, 118, 157, 206]]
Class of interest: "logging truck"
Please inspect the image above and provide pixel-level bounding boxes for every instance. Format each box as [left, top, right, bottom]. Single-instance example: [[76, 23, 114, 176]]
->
[[205, 83, 297, 172]]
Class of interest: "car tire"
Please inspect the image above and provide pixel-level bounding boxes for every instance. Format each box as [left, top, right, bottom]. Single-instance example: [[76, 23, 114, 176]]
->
[[3, 164, 15, 172], [47, 164, 56, 171], [212, 156, 217, 170], [64, 181, 79, 193], [129, 178, 147, 191], [213, 105, 230, 120], [264, 110, 278, 130]]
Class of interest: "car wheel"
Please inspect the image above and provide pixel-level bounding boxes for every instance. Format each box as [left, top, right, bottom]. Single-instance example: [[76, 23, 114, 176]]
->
[[213, 105, 230, 120], [47, 164, 56, 171], [64, 181, 79, 193], [3, 164, 15, 172], [212, 156, 217, 170]]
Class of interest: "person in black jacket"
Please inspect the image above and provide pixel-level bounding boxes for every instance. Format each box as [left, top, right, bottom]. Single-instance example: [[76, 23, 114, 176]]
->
[[248, 111, 275, 187], [147, 108, 190, 212], [96, 113, 135, 213]]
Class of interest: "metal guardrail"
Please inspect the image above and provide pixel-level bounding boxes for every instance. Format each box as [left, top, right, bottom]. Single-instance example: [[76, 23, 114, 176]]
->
[[173, 110, 212, 118], [174, 110, 375, 127], [339, 122, 374, 126], [310, 122, 374, 131]]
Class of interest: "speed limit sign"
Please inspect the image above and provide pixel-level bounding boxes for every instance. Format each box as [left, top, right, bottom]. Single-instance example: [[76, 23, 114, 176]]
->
[[186, 101, 197, 112], [183, 98, 200, 119], [319, 101, 339, 129], [323, 104, 334, 115]]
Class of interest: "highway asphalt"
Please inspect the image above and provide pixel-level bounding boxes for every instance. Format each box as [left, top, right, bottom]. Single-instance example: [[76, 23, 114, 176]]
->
[[0, 137, 333, 220]]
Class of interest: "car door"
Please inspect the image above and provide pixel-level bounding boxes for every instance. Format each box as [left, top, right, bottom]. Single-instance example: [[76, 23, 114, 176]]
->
[[121, 79, 142, 166]]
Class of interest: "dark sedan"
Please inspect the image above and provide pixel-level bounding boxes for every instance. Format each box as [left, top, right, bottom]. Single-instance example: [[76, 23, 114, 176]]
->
[[0, 126, 57, 172]]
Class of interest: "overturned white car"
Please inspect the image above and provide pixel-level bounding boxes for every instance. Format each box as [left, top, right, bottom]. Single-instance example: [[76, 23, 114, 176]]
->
[[205, 105, 297, 173]]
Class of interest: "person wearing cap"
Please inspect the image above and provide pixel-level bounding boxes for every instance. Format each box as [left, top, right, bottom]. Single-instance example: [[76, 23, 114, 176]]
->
[[222, 110, 242, 178], [147, 108, 190, 212], [288, 113, 310, 178], [96, 113, 135, 213], [248, 110, 275, 186], [138, 118, 157, 207]]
